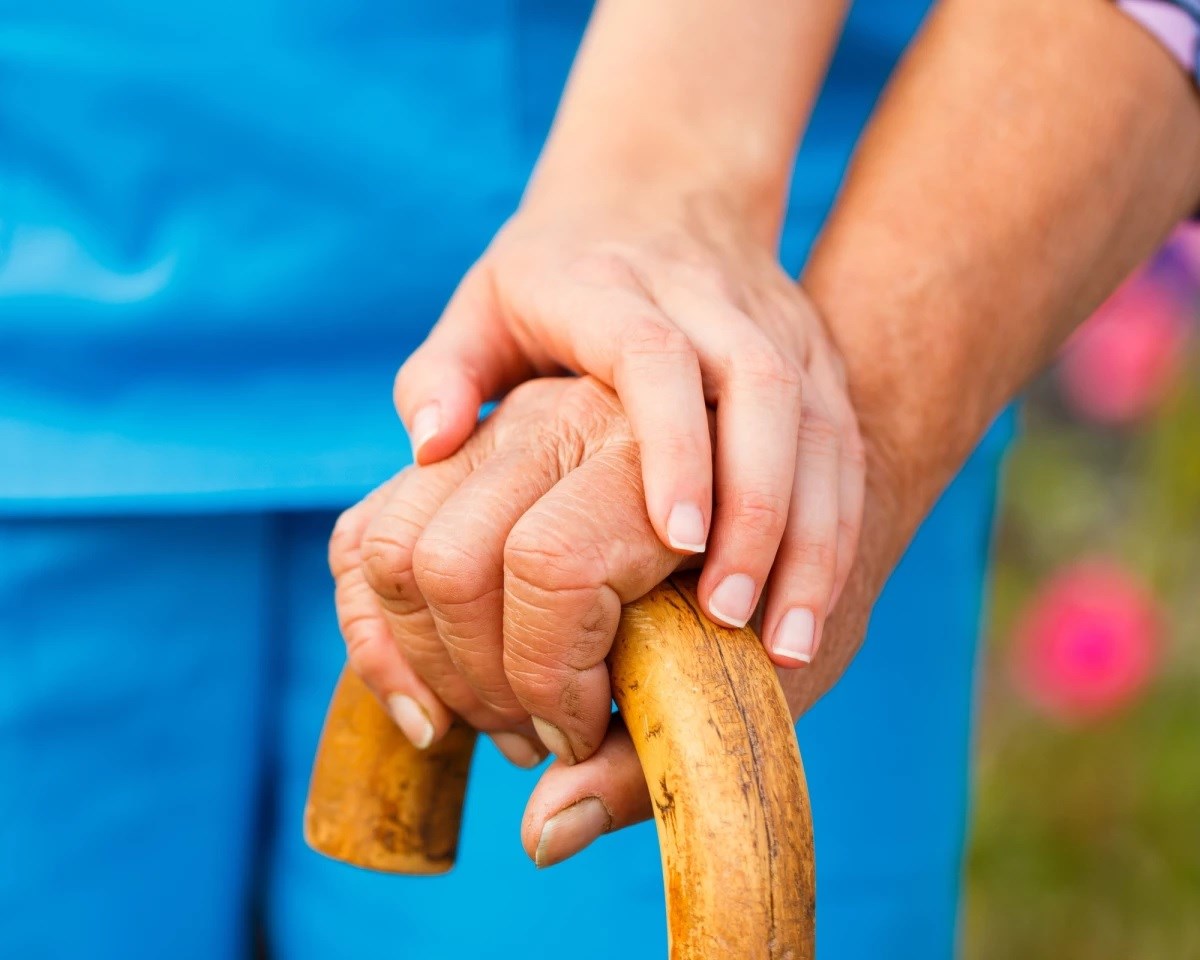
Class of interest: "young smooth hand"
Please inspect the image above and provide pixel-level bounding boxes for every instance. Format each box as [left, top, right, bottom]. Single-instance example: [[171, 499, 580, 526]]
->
[[393, 197, 863, 669]]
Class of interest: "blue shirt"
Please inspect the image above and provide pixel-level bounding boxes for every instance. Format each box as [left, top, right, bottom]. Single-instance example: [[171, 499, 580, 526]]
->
[[1, 0, 977, 512]]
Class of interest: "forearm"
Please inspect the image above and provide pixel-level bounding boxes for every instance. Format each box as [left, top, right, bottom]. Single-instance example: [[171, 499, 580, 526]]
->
[[525, 0, 849, 241], [805, 0, 1200, 556]]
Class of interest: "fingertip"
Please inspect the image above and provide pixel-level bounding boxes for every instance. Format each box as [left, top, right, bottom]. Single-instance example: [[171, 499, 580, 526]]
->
[[532, 716, 591, 766], [664, 500, 709, 554], [522, 718, 652, 866], [386, 693, 436, 749], [408, 402, 442, 460], [639, 440, 712, 556], [521, 763, 615, 868], [342, 617, 455, 748], [768, 650, 813, 670], [703, 571, 759, 629], [406, 386, 482, 464], [390, 689, 457, 748], [395, 351, 488, 464], [533, 796, 613, 869], [765, 606, 819, 668]]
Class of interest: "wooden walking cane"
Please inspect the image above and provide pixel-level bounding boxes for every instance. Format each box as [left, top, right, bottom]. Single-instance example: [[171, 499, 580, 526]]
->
[[305, 574, 816, 959]]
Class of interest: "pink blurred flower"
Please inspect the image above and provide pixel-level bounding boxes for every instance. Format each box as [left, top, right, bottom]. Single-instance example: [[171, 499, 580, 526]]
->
[[1059, 273, 1191, 424], [1012, 560, 1164, 722]]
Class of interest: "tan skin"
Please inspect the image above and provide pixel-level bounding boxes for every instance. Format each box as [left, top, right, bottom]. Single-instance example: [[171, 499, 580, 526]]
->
[[335, 0, 1200, 865]]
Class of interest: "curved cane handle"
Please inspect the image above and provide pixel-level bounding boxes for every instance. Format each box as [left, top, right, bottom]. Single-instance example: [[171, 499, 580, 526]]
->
[[304, 574, 815, 958]]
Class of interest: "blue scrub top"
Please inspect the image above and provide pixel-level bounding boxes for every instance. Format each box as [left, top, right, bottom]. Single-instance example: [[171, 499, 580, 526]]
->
[[0, 0, 974, 511]]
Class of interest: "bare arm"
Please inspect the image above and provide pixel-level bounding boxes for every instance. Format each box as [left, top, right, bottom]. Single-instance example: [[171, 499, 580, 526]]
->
[[794, 0, 1200, 696], [525, 0, 850, 240]]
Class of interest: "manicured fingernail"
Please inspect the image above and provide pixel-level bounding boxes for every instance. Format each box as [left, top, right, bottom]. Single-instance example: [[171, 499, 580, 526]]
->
[[491, 731, 545, 769], [535, 797, 613, 868], [532, 717, 576, 765], [387, 694, 434, 749], [708, 573, 757, 628], [772, 608, 817, 666], [666, 501, 707, 553], [409, 403, 440, 456]]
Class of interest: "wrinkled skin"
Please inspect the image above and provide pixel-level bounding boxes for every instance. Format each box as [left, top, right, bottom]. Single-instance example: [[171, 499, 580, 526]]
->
[[331, 376, 894, 865]]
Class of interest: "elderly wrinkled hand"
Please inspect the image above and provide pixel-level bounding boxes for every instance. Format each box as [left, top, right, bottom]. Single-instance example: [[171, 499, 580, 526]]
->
[[331, 377, 689, 768], [331, 375, 890, 865], [393, 199, 864, 671]]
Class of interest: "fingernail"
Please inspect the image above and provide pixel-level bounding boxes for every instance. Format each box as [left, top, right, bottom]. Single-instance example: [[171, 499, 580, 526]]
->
[[409, 403, 440, 456], [708, 573, 757, 628], [387, 694, 434, 749], [491, 731, 545, 769], [666, 501, 707, 553], [772, 608, 817, 666], [532, 717, 577, 765], [535, 797, 612, 868]]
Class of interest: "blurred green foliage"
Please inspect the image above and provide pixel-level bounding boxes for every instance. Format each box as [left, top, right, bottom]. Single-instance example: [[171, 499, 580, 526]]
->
[[963, 356, 1200, 958]]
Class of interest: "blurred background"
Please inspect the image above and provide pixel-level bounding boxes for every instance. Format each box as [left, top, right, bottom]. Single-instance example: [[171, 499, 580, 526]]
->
[[963, 225, 1200, 959]]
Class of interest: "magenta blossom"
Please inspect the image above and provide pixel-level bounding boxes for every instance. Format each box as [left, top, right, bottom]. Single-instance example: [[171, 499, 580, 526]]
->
[[1058, 272, 1191, 424], [1012, 560, 1164, 722]]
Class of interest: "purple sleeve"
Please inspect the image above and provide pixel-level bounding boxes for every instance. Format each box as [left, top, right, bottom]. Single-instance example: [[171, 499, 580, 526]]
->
[[1118, 1, 1200, 218], [1117, 0, 1200, 83]]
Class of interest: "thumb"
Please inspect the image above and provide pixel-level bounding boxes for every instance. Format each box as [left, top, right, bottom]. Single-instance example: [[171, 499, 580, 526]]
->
[[395, 267, 534, 464], [521, 717, 651, 868]]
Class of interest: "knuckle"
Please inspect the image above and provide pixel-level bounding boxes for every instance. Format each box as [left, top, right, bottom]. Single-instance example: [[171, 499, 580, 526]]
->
[[730, 487, 790, 538], [505, 377, 553, 410], [654, 430, 708, 468], [759, 285, 804, 328], [696, 266, 741, 305], [736, 345, 802, 393], [838, 511, 863, 547], [361, 528, 417, 603], [670, 259, 741, 303], [787, 536, 839, 574], [504, 518, 606, 596], [840, 421, 868, 470], [556, 377, 625, 438], [798, 406, 841, 455], [618, 318, 693, 363], [411, 533, 487, 607]]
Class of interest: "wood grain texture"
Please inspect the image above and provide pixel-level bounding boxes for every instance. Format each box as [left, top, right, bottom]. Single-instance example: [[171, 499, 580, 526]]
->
[[304, 667, 476, 874], [304, 573, 814, 957], [612, 575, 815, 960]]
